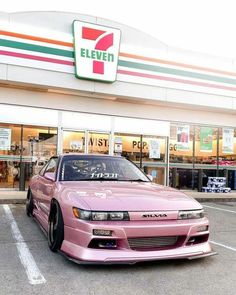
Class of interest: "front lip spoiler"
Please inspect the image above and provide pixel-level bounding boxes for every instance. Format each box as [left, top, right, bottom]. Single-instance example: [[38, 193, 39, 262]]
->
[[59, 250, 218, 265], [187, 250, 218, 260], [58, 251, 138, 265]]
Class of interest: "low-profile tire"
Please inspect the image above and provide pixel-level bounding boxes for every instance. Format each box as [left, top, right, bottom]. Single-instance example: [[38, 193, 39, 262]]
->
[[26, 189, 34, 217], [48, 201, 64, 252]]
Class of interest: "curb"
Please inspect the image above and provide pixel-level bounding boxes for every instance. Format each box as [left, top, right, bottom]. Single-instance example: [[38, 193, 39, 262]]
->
[[194, 198, 236, 202], [0, 199, 26, 204]]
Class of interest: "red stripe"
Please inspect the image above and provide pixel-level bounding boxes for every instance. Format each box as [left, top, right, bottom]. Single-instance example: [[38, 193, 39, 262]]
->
[[82, 27, 105, 40], [117, 69, 236, 92], [95, 33, 113, 50], [2, 49, 236, 92], [0, 50, 74, 66], [93, 61, 104, 74]]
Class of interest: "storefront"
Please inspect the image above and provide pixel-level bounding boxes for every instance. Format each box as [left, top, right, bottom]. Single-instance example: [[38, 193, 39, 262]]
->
[[169, 124, 236, 190], [0, 11, 236, 190]]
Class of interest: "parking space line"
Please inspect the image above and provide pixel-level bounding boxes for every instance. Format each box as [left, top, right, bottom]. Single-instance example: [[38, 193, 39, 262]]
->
[[203, 205, 236, 214], [210, 240, 236, 252], [3, 205, 46, 285]]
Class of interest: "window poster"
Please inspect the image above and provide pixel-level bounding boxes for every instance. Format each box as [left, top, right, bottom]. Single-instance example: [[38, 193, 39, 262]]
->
[[70, 140, 83, 150], [0, 128, 11, 150], [200, 127, 213, 152], [114, 137, 122, 153], [177, 125, 190, 151], [222, 128, 234, 154], [149, 140, 161, 159]]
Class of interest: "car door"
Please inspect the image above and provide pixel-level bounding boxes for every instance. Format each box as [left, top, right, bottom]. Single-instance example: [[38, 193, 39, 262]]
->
[[37, 157, 58, 222], [31, 161, 48, 205]]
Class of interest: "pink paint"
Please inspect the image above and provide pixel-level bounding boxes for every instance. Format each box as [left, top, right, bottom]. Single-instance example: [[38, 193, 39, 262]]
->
[[29, 154, 215, 264]]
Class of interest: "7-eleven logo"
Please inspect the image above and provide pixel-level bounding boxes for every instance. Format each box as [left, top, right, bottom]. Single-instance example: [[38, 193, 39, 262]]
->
[[73, 21, 121, 82]]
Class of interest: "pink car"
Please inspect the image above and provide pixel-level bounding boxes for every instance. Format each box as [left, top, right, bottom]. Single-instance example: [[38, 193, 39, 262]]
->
[[27, 154, 216, 264]]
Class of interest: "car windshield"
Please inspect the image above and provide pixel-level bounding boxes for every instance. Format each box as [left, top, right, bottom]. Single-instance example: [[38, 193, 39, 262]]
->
[[59, 156, 150, 182]]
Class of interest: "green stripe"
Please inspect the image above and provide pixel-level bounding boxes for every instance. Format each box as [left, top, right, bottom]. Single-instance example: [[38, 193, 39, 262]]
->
[[2, 37, 236, 86], [0, 39, 74, 58], [118, 60, 236, 86]]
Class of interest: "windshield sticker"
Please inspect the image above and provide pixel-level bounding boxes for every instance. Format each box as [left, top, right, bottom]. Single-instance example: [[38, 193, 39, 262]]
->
[[90, 172, 118, 179]]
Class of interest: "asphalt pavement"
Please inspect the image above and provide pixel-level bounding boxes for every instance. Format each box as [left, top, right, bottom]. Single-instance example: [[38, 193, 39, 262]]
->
[[1, 203, 236, 295]]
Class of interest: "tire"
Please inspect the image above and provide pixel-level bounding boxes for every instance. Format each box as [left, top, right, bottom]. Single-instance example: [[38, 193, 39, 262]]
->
[[48, 201, 64, 252], [26, 189, 34, 217]]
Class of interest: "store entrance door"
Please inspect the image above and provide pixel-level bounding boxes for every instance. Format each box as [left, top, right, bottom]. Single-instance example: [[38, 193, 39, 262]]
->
[[62, 130, 85, 153], [62, 130, 110, 155], [0, 124, 22, 189]]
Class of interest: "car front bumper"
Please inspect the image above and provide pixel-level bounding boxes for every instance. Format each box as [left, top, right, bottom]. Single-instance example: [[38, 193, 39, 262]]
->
[[61, 240, 216, 264], [60, 217, 216, 264]]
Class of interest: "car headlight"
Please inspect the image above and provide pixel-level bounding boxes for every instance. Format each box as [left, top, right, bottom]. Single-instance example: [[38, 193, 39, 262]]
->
[[178, 209, 204, 219], [73, 207, 130, 221]]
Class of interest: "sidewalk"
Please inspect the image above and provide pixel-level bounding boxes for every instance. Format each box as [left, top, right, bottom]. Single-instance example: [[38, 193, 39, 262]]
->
[[180, 190, 236, 202], [0, 191, 27, 204], [0, 189, 236, 204]]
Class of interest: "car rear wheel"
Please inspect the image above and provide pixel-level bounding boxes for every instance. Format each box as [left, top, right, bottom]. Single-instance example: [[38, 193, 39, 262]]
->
[[48, 201, 64, 252], [26, 189, 34, 217]]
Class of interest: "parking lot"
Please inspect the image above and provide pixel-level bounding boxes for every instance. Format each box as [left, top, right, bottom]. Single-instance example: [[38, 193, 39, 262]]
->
[[1, 203, 236, 295]]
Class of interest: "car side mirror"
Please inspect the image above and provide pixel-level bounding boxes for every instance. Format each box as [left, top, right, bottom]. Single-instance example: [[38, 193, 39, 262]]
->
[[44, 172, 55, 182], [147, 174, 153, 182]]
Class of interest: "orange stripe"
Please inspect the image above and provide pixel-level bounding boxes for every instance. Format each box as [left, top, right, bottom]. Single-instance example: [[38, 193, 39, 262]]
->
[[1, 29, 236, 77], [0, 30, 73, 48], [119, 52, 236, 78]]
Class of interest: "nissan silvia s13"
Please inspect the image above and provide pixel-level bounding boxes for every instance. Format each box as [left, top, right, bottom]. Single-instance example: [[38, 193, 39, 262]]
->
[[26, 154, 216, 264]]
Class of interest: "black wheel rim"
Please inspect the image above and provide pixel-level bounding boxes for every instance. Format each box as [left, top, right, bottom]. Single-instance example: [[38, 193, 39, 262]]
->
[[49, 211, 58, 244], [26, 193, 32, 212]]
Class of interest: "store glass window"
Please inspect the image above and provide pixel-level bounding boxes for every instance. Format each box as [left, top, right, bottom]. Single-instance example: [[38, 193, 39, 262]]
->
[[88, 132, 109, 154], [0, 123, 21, 189], [63, 130, 85, 153], [141, 135, 166, 163], [169, 124, 194, 189], [114, 133, 166, 185], [22, 126, 57, 187], [114, 133, 142, 162], [142, 136, 166, 185]]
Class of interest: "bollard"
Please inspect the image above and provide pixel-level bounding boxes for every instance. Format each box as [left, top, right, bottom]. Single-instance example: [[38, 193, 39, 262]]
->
[[19, 162, 26, 191], [198, 169, 203, 192]]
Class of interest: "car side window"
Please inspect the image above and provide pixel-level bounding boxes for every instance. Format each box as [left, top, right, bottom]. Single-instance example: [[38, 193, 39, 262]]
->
[[39, 161, 49, 176], [43, 158, 58, 175]]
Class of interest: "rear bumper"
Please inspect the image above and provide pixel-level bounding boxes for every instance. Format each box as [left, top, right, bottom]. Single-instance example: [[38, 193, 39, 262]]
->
[[60, 240, 216, 264]]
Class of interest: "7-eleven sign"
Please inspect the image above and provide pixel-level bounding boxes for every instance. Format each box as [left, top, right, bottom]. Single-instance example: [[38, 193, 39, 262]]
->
[[73, 21, 121, 82]]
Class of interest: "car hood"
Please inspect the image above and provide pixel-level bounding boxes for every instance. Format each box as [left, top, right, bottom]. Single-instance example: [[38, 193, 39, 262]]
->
[[59, 181, 201, 211]]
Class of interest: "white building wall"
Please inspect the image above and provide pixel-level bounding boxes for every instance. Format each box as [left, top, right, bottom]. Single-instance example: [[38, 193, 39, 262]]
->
[[0, 11, 236, 116], [0, 87, 235, 128]]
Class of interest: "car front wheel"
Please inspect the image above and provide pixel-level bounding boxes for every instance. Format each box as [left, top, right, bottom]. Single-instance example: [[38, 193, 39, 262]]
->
[[48, 201, 64, 252], [26, 189, 34, 217]]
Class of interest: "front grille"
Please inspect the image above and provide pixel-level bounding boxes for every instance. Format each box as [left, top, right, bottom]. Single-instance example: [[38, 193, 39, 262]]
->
[[128, 236, 179, 251]]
